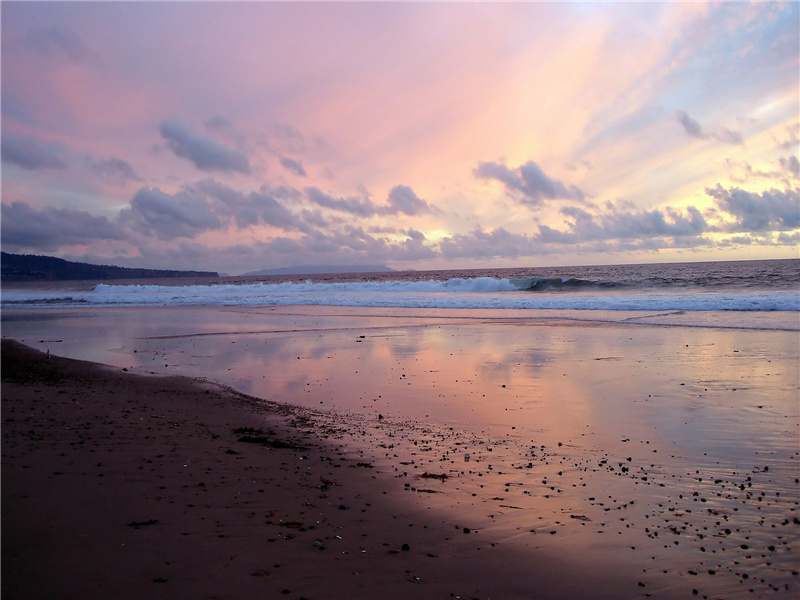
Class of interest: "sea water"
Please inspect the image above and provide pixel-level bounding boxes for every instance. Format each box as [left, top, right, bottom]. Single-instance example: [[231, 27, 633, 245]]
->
[[2, 259, 798, 330]]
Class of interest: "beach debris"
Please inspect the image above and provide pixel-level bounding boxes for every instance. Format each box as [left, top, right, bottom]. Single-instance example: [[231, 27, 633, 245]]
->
[[233, 427, 305, 449], [420, 472, 448, 480], [126, 519, 158, 528]]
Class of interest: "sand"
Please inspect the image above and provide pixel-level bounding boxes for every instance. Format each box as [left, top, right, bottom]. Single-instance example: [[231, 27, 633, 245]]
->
[[1, 340, 629, 600], [2, 307, 799, 599]]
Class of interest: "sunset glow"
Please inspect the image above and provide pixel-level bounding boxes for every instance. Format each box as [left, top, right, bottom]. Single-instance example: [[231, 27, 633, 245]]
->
[[2, 1, 798, 274]]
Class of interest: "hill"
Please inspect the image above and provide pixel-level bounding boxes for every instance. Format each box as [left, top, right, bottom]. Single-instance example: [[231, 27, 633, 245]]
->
[[1, 253, 218, 282]]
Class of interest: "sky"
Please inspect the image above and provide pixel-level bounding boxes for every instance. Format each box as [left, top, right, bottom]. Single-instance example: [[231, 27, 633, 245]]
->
[[1, 1, 798, 275]]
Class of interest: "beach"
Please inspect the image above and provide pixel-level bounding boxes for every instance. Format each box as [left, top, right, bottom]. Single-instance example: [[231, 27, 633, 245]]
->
[[2, 305, 799, 599]]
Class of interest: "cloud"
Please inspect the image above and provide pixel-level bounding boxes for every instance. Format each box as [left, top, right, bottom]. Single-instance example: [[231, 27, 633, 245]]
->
[[777, 231, 800, 245], [1, 134, 66, 170], [204, 115, 233, 130], [1, 201, 124, 251], [159, 120, 251, 174], [677, 111, 705, 139], [88, 157, 142, 187], [306, 187, 380, 217], [22, 26, 89, 61], [714, 128, 744, 146], [306, 185, 434, 217], [439, 227, 535, 259], [706, 184, 800, 231], [279, 156, 307, 177], [779, 155, 799, 179], [271, 123, 307, 153], [533, 204, 710, 246], [474, 160, 585, 206], [123, 187, 222, 239], [295, 226, 436, 262], [676, 110, 743, 145], [386, 185, 433, 215], [189, 179, 308, 231]]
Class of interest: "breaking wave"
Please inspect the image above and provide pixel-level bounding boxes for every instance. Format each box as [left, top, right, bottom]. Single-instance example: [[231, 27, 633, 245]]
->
[[2, 276, 798, 312]]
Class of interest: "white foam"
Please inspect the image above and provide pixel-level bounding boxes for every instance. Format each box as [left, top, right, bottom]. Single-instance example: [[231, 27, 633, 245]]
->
[[2, 277, 798, 314]]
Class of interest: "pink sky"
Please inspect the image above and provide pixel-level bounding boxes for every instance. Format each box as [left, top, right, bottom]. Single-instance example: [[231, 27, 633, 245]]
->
[[2, 1, 798, 274]]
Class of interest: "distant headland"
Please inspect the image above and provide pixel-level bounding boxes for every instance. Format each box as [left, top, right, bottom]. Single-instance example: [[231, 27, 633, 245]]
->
[[1, 252, 219, 282]]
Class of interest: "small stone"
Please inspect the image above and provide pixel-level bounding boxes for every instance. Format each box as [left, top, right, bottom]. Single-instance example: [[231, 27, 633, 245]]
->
[[402, 543, 410, 551]]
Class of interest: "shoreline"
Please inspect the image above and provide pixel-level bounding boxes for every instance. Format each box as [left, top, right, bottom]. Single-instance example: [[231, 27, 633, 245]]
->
[[2, 340, 644, 599], [3, 313, 798, 599]]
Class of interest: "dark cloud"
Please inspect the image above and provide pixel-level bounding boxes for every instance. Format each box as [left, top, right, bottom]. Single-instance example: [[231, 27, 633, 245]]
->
[[677, 110, 743, 145], [777, 231, 800, 245], [439, 227, 533, 259], [386, 185, 433, 215], [1, 201, 124, 251], [306, 187, 380, 217], [677, 111, 705, 139], [123, 187, 222, 240], [88, 157, 142, 187], [279, 156, 307, 177], [1, 134, 66, 170], [306, 185, 434, 217], [474, 160, 585, 206], [23, 26, 89, 61], [159, 120, 250, 174], [706, 184, 799, 231], [188, 179, 308, 231], [536, 204, 709, 245], [299, 209, 328, 228], [237, 190, 306, 230]]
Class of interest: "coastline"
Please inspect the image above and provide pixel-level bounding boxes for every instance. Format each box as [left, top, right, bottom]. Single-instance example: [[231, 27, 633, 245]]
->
[[3, 303, 799, 598]]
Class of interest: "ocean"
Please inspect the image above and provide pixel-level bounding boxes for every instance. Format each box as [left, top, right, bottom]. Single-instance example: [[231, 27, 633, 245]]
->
[[3, 258, 798, 330]]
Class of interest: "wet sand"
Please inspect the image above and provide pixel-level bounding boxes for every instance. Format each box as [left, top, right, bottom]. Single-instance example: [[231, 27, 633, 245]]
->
[[2, 306, 799, 599]]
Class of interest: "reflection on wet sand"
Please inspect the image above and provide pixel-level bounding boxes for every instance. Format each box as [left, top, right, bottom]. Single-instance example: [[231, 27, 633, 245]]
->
[[4, 305, 799, 597]]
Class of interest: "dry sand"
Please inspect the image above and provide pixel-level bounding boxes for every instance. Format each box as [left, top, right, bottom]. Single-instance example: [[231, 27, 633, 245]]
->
[[2, 331, 798, 599]]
